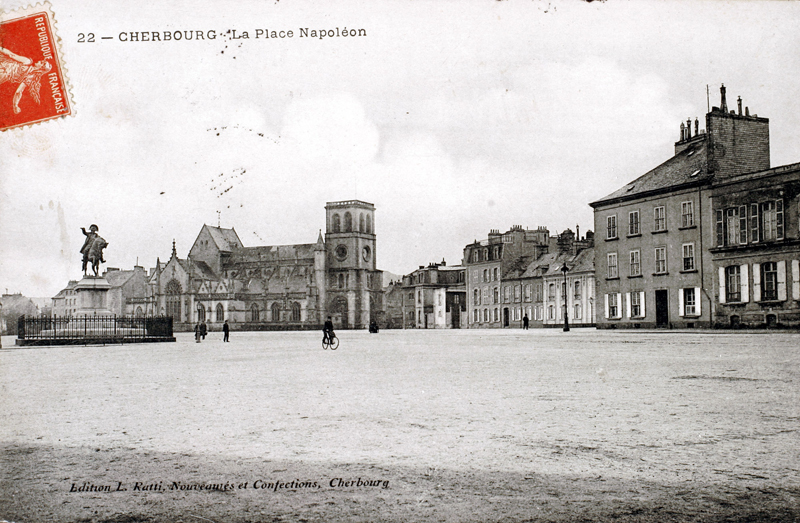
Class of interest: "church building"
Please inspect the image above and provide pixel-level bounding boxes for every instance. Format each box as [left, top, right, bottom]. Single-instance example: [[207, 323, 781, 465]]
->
[[150, 200, 383, 331]]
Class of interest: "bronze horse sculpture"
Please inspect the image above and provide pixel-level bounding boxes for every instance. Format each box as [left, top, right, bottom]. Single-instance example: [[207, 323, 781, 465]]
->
[[80, 225, 108, 277]]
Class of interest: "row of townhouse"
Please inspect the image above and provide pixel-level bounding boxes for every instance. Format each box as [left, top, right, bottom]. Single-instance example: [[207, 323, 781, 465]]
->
[[591, 85, 800, 329], [463, 226, 596, 329]]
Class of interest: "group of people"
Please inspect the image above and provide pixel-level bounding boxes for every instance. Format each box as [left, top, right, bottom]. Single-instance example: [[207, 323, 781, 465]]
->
[[188, 316, 354, 346], [194, 320, 230, 343]]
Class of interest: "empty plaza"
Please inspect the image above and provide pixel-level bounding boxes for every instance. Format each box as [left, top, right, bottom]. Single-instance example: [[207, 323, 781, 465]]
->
[[1, 329, 798, 522]]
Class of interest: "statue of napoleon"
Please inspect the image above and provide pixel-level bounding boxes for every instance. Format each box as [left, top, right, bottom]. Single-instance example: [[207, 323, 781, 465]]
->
[[80, 224, 108, 276]]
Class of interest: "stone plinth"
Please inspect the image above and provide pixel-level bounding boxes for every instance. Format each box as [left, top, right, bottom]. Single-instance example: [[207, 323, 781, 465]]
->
[[74, 276, 113, 316]]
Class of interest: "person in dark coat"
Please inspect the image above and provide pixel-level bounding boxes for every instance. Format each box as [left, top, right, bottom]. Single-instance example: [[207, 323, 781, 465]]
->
[[194, 323, 202, 343], [523, 314, 529, 330], [222, 320, 229, 342], [323, 316, 335, 344], [200, 321, 207, 340]]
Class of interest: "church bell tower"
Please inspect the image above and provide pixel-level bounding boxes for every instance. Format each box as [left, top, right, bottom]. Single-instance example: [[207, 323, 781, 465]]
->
[[324, 200, 380, 329]]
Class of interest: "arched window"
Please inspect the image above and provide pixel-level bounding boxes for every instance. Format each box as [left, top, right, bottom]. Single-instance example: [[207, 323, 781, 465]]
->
[[366, 214, 372, 234], [574, 280, 581, 299], [165, 279, 182, 320], [291, 302, 301, 322], [271, 302, 280, 322], [197, 304, 206, 322], [135, 306, 143, 317], [332, 214, 341, 232], [249, 303, 259, 322], [338, 274, 345, 289], [344, 212, 352, 232], [574, 303, 581, 320], [473, 288, 479, 305], [216, 303, 224, 322], [359, 213, 365, 232]]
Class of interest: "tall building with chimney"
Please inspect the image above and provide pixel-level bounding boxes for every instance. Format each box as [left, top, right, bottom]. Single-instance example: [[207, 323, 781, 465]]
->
[[590, 85, 800, 329]]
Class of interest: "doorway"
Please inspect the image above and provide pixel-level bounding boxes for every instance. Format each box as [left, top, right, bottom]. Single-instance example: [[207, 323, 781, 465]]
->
[[503, 308, 509, 327], [655, 289, 668, 327]]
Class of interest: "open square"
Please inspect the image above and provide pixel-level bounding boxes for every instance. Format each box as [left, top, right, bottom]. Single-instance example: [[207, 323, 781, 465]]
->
[[1, 329, 798, 522]]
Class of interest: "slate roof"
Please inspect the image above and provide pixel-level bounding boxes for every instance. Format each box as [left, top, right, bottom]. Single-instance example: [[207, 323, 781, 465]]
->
[[227, 244, 317, 265], [205, 225, 243, 251], [591, 138, 710, 207], [104, 270, 135, 287]]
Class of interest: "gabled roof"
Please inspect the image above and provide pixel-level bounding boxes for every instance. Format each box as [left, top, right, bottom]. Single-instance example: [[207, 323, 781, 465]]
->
[[204, 225, 243, 252], [105, 270, 135, 287], [591, 139, 710, 207]]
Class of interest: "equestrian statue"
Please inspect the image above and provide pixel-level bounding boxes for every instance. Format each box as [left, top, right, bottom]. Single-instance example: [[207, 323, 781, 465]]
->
[[80, 224, 108, 276]]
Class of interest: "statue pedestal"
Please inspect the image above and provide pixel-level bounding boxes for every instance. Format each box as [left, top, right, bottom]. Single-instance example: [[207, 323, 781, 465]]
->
[[74, 276, 113, 316]]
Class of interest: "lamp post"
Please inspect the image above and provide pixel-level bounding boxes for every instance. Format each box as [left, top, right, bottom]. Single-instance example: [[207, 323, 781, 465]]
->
[[561, 263, 570, 332]]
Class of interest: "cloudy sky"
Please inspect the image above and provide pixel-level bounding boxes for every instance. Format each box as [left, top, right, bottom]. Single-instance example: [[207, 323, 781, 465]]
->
[[2, 0, 799, 298]]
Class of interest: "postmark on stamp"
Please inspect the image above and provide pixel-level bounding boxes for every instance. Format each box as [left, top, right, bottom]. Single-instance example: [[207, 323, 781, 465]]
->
[[0, 2, 73, 131]]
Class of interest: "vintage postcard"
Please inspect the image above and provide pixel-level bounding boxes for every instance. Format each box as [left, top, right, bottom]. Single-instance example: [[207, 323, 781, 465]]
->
[[1, 1, 799, 522]]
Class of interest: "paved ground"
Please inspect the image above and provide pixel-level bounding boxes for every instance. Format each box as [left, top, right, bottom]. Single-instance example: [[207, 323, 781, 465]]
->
[[1, 329, 798, 522]]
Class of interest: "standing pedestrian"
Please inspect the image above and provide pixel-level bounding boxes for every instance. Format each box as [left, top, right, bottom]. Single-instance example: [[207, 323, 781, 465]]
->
[[523, 314, 529, 330], [200, 320, 207, 340], [194, 322, 202, 343], [223, 320, 229, 342]]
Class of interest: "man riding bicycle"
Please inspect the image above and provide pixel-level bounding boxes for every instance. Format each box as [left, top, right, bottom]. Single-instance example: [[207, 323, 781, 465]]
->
[[323, 316, 335, 344]]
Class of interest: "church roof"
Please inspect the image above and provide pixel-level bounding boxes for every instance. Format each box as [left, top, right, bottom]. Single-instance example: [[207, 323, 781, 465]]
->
[[204, 225, 243, 252], [227, 244, 317, 265], [590, 139, 711, 207]]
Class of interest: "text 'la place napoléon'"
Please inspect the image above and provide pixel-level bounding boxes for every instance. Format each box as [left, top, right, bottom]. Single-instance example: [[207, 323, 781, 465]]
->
[[113, 28, 367, 42]]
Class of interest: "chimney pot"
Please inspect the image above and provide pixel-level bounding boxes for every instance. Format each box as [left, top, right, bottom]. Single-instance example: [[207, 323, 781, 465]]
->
[[745, 106, 750, 116], [737, 96, 742, 115], [720, 84, 728, 113]]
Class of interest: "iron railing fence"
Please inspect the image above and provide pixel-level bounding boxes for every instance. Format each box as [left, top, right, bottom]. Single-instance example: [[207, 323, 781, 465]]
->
[[17, 315, 173, 343]]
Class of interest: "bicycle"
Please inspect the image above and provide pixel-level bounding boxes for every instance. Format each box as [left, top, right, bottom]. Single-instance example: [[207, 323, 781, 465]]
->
[[322, 334, 339, 350]]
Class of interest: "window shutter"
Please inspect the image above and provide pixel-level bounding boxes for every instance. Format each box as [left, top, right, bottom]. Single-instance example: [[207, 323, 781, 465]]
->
[[718, 267, 726, 304], [739, 205, 748, 244], [678, 288, 685, 317], [776, 200, 784, 240], [751, 203, 759, 243], [695, 287, 701, 315], [741, 264, 749, 303], [716, 210, 724, 246], [753, 263, 761, 301], [604, 294, 609, 319], [625, 292, 631, 318], [639, 291, 646, 318], [616, 293, 622, 318], [777, 261, 787, 301], [792, 260, 800, 300]]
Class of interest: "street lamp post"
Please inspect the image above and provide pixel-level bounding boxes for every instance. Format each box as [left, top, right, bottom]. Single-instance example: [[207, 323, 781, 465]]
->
[[561, 263, 570, 332]]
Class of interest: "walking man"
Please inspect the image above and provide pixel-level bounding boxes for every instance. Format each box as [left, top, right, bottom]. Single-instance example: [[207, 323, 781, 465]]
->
[[523, 314, 529, 330], [194, 322, 202, 343], [223, 320, 230, 342]]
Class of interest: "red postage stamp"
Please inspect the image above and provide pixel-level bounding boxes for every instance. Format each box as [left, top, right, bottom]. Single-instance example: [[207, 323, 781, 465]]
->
[[0, 2, 72, 131]]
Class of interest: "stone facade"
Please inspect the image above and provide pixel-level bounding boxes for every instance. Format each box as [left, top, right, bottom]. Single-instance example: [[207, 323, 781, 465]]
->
[[591, 85, 800, 329], [150, 200, 383, 331], [463, 226, 552, 328], [710, 163, 800, 328], [400, 262, 466, 329]]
